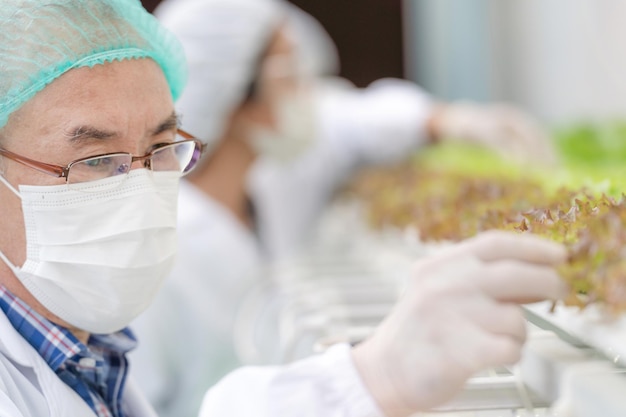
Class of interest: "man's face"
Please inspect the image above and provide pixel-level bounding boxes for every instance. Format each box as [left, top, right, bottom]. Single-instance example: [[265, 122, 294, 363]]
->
[[257, 25, 302, 107], [0, 58, 176, 327], [241, 24, 306, 130]]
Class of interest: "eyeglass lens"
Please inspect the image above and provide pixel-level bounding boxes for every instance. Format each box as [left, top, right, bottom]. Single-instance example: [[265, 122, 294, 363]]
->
[[67, 139, 200, 185]]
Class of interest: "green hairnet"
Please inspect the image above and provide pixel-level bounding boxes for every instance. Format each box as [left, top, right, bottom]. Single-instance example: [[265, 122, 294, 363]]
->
[[0, 0, 187, 129]]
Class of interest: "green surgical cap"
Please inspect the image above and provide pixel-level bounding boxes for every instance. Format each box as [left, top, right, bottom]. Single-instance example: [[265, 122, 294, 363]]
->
[[0, 0, 187, 129]]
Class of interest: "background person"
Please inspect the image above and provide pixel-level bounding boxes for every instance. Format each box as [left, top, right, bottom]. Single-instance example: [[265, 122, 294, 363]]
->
[[130, 0, 559, 416], [159, 0, 558, 261]]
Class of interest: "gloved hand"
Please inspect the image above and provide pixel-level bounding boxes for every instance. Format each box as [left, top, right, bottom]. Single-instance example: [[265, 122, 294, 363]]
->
[[351, 231, 568, 417], [429, 101, 557, 165]]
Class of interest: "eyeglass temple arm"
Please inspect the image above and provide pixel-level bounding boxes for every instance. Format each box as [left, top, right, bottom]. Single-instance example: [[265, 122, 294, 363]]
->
[[0, 148, 66, 178], [177, 128, 208, 155]]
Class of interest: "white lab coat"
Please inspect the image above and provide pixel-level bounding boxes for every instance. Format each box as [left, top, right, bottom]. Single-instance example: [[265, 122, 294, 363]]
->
[[198, 344, 384, 417], [0, 310, 156, 417], [130, 79, 432, 417], [249, 78, 432, 260]]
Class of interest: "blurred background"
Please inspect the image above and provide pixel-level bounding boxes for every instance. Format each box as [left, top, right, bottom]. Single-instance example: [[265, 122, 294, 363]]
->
[[135, 2, 626, 415], [142, 0, 626, 127]]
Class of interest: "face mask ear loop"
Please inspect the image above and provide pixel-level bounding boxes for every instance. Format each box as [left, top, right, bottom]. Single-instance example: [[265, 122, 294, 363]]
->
[[0, 246, 18, 274], [0, 174, 21, 198], [0, 175, 20, 273]]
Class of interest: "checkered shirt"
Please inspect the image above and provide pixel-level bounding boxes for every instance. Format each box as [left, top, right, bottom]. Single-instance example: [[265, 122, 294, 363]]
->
[[0, 285, 137, 417]]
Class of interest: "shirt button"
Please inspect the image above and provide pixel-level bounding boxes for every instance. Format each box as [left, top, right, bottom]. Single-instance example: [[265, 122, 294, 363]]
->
[[79, 357, 97, 368]]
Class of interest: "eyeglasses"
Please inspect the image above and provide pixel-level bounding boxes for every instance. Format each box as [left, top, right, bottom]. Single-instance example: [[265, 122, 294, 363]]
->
[[0, 129, 205, 187]]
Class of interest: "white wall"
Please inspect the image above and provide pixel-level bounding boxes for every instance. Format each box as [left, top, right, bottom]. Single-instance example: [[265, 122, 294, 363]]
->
[[404, 0, 626, 126], [403, 0, 492, 102]]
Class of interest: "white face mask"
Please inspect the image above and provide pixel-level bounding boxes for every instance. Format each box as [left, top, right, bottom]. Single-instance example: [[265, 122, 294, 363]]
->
[[0, 169, 180, 334], [248, 91, 317, 164]]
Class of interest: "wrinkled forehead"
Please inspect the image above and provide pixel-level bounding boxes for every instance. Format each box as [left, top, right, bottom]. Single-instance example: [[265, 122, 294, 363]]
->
[[1, 58, 174, 146]]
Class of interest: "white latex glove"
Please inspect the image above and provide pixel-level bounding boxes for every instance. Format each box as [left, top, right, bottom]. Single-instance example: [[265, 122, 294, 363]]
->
[[352, 231, 568, 417], [430, 101, 557, 165]]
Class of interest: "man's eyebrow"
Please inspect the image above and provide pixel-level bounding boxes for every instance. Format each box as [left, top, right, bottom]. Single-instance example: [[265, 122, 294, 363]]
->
[[64, 126, 118, 143], [63, 112, 181, 143], [152, 112, 181, 136]]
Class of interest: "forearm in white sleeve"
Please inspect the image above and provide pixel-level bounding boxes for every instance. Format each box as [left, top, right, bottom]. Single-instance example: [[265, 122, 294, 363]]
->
[[318, 77, 434, 167], [198, 344, 384, 417]]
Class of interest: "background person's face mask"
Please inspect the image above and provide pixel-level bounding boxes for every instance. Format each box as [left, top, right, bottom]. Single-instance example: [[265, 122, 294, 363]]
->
[[248, 90, 317, 163], [246, 52, 317, 163], [0, 169, 180, 334]]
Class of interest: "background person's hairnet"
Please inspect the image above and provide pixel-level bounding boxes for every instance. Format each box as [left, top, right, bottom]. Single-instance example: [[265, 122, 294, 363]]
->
[[0, 0, 186, 130], [282, 3, 340, 78], [154, 0, 286, 150]]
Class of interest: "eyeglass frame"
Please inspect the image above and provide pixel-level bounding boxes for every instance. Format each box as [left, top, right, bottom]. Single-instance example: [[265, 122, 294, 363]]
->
[[0, 129, 205, 181]]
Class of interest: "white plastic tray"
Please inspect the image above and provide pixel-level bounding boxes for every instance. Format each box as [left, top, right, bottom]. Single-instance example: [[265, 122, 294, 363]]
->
[[524, 301, 626, 366]]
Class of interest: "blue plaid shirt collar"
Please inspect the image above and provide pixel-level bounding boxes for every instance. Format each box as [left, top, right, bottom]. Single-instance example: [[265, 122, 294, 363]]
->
[[0, 285, 137, 417]]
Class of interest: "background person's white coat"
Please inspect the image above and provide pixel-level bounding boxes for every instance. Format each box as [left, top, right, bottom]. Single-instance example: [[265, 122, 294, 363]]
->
[[129, 181, 263, 417]]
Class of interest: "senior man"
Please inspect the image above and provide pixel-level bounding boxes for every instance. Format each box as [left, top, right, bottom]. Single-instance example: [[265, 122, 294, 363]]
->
[[0, 1, 568, 417]]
